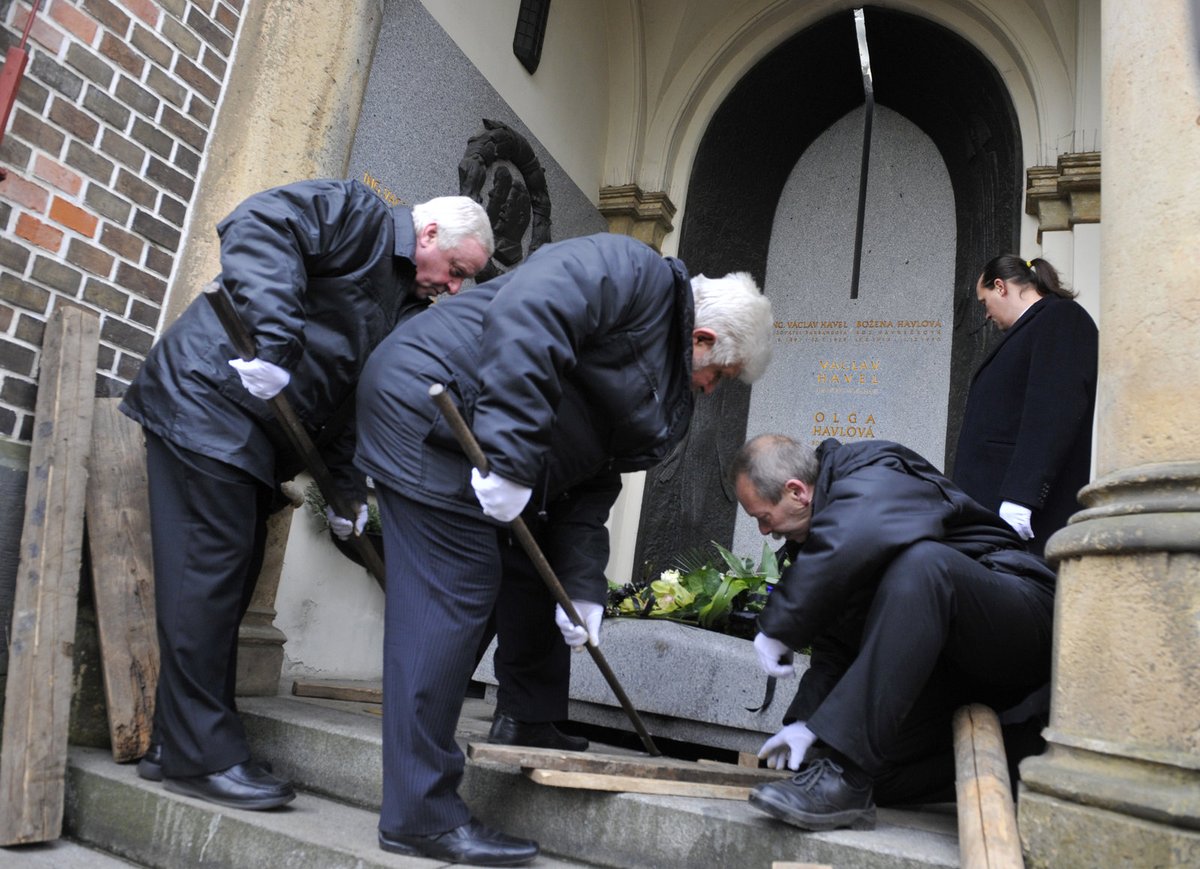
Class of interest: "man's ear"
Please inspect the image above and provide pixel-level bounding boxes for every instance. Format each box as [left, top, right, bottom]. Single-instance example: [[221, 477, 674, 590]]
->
[[783, 478, 812, 505], [692, 327, 717, 348], [417, 222, 438, 247]]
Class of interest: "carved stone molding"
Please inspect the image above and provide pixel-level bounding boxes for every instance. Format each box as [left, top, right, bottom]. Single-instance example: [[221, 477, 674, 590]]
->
[[599, 184, 677, 252], [1025, 151, 1101, 238]]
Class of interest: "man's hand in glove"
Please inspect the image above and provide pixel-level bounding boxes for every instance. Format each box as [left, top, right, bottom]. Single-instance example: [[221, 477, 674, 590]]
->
[[554, 600, 604, 650], [326, 503, 368, 540], [754, 631, 795, 678], [999, 501, 1034, 540], [228, 358, 291, 399], [758, 721, 817, 771], [470, 469, 532, 522]]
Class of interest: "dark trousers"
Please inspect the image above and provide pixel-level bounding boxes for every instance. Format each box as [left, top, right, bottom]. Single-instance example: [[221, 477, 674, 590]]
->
[[492, 536, 571, 722], [377, 486, 504, 836], [807, 540, 1054, 801], [143, 431, 272, 777]]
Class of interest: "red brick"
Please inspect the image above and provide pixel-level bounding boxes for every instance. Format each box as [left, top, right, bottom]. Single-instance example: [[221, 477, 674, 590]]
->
[[33, 154, 84, 196], [65, 237, 114, 275], [0, 306, 12, 332], [15, 213, 65, 252], [49, 96, 101, 141], [0, 172, 51, 211], [123, 0, 161, 27], [13, 4, 66, 53], [214, 2, 238, 33], [99, 222, 144, 260], [50, 0, 100, 43], [81, 0, 131, 35], [50, 196, 100, 237], [99, 31, 144, 77]]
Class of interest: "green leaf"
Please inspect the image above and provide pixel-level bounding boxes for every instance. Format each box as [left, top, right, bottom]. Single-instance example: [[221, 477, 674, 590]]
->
[[711, 541, 753, 578], [699, 576, 749, 627]]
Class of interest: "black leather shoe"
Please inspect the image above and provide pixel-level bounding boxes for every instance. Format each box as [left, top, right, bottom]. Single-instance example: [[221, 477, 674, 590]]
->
[[379, 818, 538, 866], [749, 756, 876, 831], [137, 741, 164, 782], [139, 742, 273, 783], [488, 712, 589, 751], [163, 761, 295, 810]]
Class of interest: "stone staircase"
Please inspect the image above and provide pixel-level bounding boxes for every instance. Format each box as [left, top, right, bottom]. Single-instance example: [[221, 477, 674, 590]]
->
[[42, 693, 959, 868]]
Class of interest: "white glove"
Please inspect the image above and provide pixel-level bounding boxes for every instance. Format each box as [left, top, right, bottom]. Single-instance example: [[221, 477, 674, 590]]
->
[[758, 721, 817, 771], [999, 501, 1034, 540], [470, 468, 532, 522], [754, 631, 795, 678], [555, 600, 604, 651], [325, 503, 368, 540], [229, 358, 291, 399]]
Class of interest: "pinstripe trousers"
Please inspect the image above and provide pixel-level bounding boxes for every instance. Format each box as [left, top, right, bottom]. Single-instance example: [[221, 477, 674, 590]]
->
[[375, 485, 505, 836]]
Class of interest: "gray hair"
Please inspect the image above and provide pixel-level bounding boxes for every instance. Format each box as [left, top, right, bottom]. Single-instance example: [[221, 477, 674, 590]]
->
[[729, 433, 819, 502], [412, 196, 495, 257], [691, 272, 774, 382]]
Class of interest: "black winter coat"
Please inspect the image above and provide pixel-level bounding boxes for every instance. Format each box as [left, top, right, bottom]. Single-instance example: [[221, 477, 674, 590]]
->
[[121, 180, 427, 501], [952, 294, 1098, 555], [757, 439, 1055, 720], [355, 233, 695, 600]]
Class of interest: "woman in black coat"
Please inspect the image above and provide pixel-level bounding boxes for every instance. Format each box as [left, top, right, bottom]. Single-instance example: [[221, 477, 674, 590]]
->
[[952, 254, 1098, 557]]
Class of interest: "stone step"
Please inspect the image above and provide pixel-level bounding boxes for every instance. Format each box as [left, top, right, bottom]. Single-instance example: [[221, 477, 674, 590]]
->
[[0, 837, 141, 867], [62, 746, 585, 868], [235, 694, 960, 869]]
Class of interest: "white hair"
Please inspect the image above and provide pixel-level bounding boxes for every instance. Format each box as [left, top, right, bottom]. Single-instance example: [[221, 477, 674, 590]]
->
[[691, 271, 774, 382], [411, 196, 495, 257]]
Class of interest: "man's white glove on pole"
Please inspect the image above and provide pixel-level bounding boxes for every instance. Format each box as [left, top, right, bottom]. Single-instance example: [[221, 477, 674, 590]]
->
[[555, 601, 604, 650], [758, 721, 817, 771], [470, 468, 532, 522], [229, 358, 291, 399], [754, 631, 795, 678], [325, 504, 368, 540], [999, 501, 1034, 540]]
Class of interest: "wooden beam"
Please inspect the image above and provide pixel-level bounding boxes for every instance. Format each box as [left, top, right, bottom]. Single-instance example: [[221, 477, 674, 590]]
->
[[86, 398, 158, 763], [469, 742, 790, 788], [954, 704, 1025, 869], [0, 306, 100, 845], [526, 768, 753, 800], [291, 678, 383, 704]]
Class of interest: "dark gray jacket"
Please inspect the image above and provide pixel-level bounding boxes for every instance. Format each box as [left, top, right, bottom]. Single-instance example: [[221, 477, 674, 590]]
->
[[355, 233, 695, 599], [121, 180, 426, 500], [759, 439, 1055, 722]]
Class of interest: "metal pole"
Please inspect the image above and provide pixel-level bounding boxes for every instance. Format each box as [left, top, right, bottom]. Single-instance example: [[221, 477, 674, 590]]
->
[[429, 383, 662, 757], [203, 280, 387, 590], [849, 7, 875, 301]]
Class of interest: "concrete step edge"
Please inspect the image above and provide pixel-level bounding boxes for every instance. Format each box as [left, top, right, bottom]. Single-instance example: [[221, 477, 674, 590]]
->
[[239, 696, 959, 869]]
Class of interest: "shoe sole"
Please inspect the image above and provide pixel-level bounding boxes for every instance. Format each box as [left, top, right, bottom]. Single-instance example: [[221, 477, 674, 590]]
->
[[379, 836, 538, 866], [748, 789, 876, 832], [137, 760, 163, 783], [163, 779, 296, 811]]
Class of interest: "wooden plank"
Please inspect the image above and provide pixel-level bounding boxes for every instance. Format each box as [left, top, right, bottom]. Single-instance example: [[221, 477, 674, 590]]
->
[[954, 704, 1024, 869], [469, 742, 790, 787], [526, 768, 753, 800], [0, 306, 101, 845], [291, 678, 383, 703], [86, 398, 158, 763]]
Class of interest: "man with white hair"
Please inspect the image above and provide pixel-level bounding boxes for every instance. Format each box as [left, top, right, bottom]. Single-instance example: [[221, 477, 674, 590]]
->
[[355, 232, 774, 865], [120, 179, 493, 810]]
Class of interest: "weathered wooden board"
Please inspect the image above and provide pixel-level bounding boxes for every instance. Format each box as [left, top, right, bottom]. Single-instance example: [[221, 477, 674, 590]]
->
[[86, 398, 158, 762], [954, 704, 1024, 869], [0, 306, 101, 845], [469, 742, 790, 788], [526, 768, 753, 800], [291, 678, 384, 703]]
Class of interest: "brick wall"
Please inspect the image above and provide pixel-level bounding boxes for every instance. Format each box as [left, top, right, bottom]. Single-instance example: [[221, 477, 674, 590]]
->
[[0, 0, 244, 443]]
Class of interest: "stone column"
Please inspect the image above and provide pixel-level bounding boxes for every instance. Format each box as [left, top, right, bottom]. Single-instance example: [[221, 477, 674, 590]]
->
[[598, 184, 676, 252], [1017, 2, 1200, 866]]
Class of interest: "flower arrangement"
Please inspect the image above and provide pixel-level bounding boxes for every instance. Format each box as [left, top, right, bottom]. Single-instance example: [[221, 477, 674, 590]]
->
[[303, 482, 382, 535], [606, 541, 784, 639]]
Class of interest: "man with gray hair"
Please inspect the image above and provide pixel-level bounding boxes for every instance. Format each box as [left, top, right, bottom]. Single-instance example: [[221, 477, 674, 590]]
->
[[355, 232, 773, 864], [730, 433, 1055, 832], [120, 179, 493, 810]]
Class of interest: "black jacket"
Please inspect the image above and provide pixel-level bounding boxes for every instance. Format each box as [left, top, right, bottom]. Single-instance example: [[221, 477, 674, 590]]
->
[[952, 294, 1098, 554], [355, 233, 695, 599], [120, 180, 427, 500], [757, 439, 1055, 720]]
